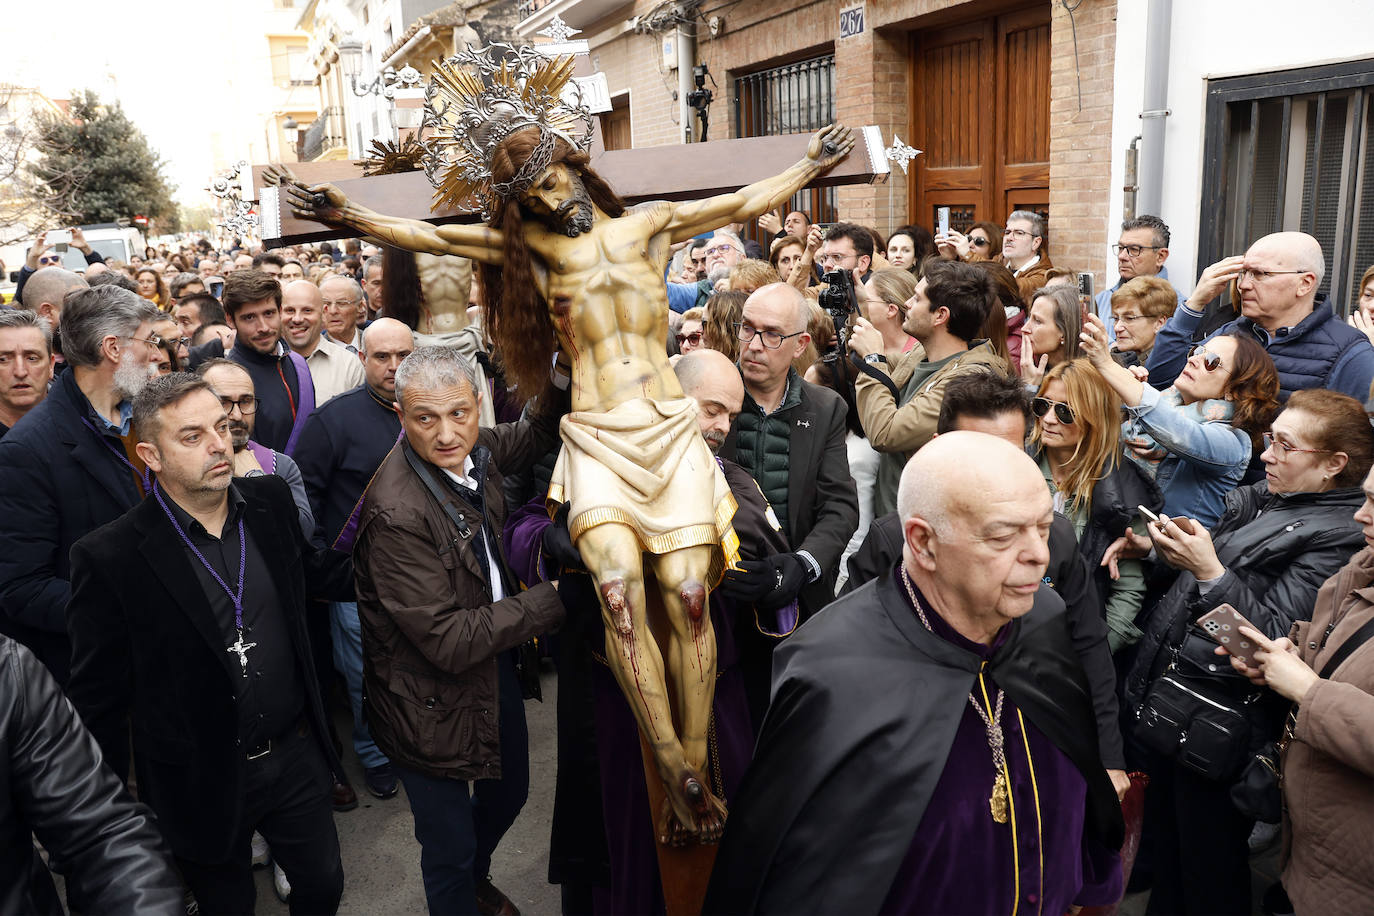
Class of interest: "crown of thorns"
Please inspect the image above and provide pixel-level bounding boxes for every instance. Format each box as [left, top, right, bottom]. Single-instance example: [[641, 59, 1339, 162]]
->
[[421, 43, 593, 220]]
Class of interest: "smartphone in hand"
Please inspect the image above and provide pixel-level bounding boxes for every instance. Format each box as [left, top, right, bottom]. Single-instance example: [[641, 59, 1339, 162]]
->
[[1138, 505, 1195, 534], [1196, 603, 1263, 667]]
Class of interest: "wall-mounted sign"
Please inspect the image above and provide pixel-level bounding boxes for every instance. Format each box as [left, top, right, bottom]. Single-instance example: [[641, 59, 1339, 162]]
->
[[840, 3, 865, 40]]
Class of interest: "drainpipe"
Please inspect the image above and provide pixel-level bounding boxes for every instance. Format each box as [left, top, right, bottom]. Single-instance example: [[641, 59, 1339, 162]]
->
[[677, 23, 695, 143], [1138, 0, 1172, 218]]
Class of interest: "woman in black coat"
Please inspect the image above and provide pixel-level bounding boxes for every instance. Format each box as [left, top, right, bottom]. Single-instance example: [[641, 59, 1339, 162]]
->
[[1124, 389, 1374, 916]]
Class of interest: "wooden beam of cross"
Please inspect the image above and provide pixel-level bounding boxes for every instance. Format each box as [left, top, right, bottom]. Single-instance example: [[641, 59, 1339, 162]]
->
[[254, 126, 890, 247]]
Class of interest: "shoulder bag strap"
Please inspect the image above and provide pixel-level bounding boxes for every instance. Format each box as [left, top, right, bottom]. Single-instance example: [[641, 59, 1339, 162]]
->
[[1319, 615, 1374, 679]]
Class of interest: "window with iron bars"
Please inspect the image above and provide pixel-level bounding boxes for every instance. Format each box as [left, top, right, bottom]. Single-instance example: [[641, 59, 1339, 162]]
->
[[1200, 59, 1374, 310], [734, 54, 837, 250]]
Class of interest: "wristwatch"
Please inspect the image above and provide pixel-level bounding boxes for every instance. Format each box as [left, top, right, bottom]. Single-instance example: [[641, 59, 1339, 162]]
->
[[864, 353, 887, 366]]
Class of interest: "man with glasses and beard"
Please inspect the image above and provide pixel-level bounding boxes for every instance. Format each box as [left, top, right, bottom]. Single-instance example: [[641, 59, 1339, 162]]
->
[[196, 359, 315, 536], [0, 285, 161, 683]]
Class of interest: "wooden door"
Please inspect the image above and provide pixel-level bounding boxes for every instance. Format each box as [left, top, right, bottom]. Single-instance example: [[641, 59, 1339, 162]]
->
[[600, 94, 632, 151], [909, 6, 1050, 233]]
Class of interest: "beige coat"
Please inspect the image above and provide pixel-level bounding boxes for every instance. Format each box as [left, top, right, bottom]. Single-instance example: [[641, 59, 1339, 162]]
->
[[1282, 547, 1374, 914]]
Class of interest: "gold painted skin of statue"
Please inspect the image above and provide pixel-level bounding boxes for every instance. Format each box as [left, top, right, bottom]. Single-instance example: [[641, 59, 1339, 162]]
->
[[413, 251, 473, 336], [284, 124, 855, 844]]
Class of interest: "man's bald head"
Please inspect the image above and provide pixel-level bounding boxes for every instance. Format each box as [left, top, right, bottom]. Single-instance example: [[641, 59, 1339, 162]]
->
[[1249, 231, 1325, 286], [898, 432, 1052, 639], [675, 348, 744, 453], [21, 268, 88, 327], [359, 317, 416, 400]]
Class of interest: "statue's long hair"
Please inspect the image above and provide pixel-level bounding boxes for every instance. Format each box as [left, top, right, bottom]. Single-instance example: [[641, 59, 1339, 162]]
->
[[382, 244, 422, 330], [478, 127, 625, 401]]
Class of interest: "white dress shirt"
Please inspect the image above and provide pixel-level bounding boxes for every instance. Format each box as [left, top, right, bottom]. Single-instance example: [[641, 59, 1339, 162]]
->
[[440, 456, 505, 601]]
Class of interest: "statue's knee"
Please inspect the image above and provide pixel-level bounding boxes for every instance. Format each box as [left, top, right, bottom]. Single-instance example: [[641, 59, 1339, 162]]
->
[[679, 581, 706, 625], [600, 577, 634, 638]]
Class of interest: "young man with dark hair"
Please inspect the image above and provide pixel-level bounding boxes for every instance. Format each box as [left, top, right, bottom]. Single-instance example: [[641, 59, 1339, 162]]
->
[[848, 258, 1009, 514], [251, 251, 286, 279], [817, 222, 875, 284], [222, 270, 314, 453]]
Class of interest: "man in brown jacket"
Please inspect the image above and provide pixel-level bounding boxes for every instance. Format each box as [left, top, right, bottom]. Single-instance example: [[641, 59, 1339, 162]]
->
[[848, 258, 1009, 515], [1002, 209, 1054, 305], [353, 346, 565, 916]]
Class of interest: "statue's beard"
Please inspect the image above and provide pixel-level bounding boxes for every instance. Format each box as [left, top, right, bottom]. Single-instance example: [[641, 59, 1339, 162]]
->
[[547, 181, 595, 237]]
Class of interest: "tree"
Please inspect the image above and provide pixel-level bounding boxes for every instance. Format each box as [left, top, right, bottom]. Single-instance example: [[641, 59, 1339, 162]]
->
[[28, 89, 178, 231], [0, 85, 71, 242]]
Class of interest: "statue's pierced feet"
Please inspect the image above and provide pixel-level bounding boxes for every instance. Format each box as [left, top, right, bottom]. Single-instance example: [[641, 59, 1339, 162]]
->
[[657, 770, 728, 847]]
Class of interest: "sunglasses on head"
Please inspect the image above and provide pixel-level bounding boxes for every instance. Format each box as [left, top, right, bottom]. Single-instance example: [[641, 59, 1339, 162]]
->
[[1187, 345, 1226, 373], [1031, 397, 1076, 425]]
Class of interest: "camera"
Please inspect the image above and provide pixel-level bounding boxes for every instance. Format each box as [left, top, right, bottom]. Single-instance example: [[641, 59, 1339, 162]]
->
[[818, 268, 858, 363]]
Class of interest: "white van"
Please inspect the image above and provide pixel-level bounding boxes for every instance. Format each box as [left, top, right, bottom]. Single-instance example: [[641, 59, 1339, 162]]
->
[[55, 224, 148, 270]]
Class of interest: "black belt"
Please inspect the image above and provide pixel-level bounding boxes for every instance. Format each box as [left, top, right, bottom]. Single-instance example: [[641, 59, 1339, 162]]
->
[[245, 713, 308, 761]]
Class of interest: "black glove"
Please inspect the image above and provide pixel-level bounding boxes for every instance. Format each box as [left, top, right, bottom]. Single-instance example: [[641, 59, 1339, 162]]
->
[[718, 553, 808, 610], [541, 504, 583, 571]]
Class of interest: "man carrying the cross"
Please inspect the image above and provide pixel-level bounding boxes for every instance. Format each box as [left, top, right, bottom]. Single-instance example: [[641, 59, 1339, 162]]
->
[[279, 44, 854, 844], [66, 373, 356, 915]]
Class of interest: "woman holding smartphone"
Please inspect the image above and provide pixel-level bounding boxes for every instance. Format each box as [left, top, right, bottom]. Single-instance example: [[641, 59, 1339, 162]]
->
[[1029, 359, 1161, 653], [1225, 503, 1374, 914], [1080, 314, 1280, 527], [1124, 389, 1374, 916]]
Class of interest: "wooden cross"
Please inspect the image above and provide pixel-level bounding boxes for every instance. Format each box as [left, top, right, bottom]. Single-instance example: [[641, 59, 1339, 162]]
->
[[253, 126, 891, 246]]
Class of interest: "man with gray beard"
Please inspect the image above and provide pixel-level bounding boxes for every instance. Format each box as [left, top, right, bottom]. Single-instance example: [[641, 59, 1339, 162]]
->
[[0, 285, 162, 682]]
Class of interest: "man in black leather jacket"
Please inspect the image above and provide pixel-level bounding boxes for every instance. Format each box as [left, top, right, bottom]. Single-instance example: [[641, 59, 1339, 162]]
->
[[0, 635, 181, 915]]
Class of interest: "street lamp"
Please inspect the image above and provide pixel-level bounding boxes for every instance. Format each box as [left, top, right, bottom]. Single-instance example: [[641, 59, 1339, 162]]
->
[[282, 116, 300, 161]]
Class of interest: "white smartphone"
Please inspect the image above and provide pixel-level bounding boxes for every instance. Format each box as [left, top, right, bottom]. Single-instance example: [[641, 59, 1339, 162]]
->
[[936, 206, 950, 238], [1138, 504, 1159, 523], [1138, 504, 1195, 534]]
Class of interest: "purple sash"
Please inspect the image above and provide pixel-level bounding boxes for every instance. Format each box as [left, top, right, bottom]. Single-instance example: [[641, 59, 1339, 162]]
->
[[245, 441, 276, 475], [283, 350, 315, 456]]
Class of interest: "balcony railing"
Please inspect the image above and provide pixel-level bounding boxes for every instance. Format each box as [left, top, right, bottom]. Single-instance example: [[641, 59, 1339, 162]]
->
[[301, 107, 345, 161]]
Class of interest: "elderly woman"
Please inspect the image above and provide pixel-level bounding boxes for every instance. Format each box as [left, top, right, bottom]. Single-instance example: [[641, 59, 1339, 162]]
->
[[1223, 478, 1374, 913], [1109, 275, 1177, 368], [1126, 388, 1374, 916]]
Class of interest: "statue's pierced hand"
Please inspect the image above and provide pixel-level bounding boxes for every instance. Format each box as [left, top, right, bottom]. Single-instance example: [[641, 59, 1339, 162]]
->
[[281, 177, 347, 224], [806, 124, 856, 170]]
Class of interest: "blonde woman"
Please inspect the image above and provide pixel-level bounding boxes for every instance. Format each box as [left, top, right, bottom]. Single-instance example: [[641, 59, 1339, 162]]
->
[[1030, 359, 1162, 651]]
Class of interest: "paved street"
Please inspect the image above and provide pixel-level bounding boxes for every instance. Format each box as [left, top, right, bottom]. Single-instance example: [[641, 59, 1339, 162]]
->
[[254, 664, 562, 915]]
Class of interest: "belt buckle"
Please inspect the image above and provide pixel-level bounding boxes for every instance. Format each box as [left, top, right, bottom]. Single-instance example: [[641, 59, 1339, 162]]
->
[[246, 740, 272, 761]]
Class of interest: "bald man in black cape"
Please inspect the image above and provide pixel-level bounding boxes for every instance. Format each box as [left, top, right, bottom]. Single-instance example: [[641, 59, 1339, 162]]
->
[[704, 433, 1124, 914]]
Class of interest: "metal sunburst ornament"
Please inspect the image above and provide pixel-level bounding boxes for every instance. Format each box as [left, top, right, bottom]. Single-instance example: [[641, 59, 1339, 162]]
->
[[360, 135, 428, 176], [420, 42, 593, 219]]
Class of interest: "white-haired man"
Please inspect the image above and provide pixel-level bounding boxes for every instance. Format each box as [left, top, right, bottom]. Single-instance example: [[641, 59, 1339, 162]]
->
[[707, 432, 1124, 914]]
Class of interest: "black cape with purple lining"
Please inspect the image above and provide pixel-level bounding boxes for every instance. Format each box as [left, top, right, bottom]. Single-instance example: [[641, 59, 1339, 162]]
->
[[703, 571, 1124, 914]]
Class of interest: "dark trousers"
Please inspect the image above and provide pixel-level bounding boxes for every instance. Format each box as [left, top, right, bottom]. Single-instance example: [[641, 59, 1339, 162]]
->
[[1144, 756, 1253, 915], [396, 654, 530, 916], [177, 725, 344, 915]]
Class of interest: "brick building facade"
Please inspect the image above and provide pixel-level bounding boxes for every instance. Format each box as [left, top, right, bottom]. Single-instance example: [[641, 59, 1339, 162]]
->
[[520, 0, 1118, 285]]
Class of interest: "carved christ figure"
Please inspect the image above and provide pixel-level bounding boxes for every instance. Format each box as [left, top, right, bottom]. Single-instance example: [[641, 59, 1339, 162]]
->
[[283, 122, 854, 843]]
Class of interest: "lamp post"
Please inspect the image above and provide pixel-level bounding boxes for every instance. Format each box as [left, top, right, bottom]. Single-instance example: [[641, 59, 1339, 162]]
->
[[282, 116, 300, 161]]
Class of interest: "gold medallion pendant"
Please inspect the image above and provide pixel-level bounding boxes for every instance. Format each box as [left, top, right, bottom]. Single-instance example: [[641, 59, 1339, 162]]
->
[[990, 770, 1010, 824]]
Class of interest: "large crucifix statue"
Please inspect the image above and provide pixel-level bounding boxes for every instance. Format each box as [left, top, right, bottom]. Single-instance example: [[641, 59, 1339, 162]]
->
[[275, 44, 855, 849]]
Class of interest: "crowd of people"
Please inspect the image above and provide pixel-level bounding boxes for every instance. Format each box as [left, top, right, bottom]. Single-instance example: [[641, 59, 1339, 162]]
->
[[3, 192, 1374, 916]]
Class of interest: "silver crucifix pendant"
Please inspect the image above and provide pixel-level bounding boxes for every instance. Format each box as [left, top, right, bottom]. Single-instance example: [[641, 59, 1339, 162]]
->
[[227, 630, 257, 677]]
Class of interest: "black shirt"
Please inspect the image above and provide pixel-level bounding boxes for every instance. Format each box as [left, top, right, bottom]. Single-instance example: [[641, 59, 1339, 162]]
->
[[228, 338, 302, 453], [163, 484, 304, 748]]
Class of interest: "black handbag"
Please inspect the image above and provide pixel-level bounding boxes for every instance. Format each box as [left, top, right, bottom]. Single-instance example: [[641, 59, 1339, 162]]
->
[[1229, 615, 1374, 821], [1135, 631, 1258, 781]]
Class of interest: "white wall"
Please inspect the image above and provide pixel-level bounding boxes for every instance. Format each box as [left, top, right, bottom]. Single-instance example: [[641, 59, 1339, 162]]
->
[[1106, 0, 1371, 295]]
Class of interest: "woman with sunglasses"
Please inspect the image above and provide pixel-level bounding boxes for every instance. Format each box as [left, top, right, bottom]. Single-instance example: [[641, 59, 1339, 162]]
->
[[1122, 388, 1373, 916], [1030, 359, 1162, 652], [1020, 285, 1083, 386], [1080, 314, 1280, 528]]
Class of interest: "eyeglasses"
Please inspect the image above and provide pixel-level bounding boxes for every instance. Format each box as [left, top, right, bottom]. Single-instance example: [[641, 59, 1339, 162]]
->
[[1003, 228, 1037, 239], [1112, 243, 1163, 258], [969, 236, 990, 248], [1237, 268, 1308, 284], [736, 322, 804, 349], [1031, 397, 1076, 425], [1262, 432, 1333, 461], [1113, 313, 1149, 324], [218, 395, 259, 415], [127, 334, 163, 349], [704, 244, 740, 258], [1187, 344, 1228, 373], [676, 331, 703, 347]]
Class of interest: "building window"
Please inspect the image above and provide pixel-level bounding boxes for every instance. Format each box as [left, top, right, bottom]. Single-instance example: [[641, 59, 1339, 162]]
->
[[1200, 59, 1374, 308], [733, 53, 837, 237]]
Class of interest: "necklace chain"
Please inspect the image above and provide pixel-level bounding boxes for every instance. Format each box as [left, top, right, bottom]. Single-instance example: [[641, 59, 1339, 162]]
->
[[900, 567, 1010, 797]]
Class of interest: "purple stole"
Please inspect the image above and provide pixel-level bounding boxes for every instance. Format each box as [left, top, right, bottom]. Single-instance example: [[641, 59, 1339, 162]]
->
[[283, 350, 315, 456], [245, 441, 276, 474]]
